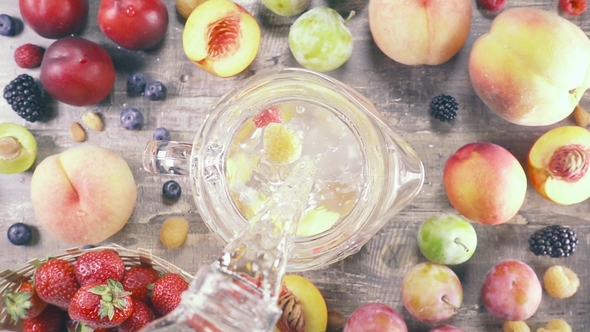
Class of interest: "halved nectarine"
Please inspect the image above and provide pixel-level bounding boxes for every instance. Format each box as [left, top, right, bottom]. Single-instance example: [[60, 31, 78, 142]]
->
[[275, 274, 328, 332], [182, 0, 260, 77], [528, 126, 590, 205]]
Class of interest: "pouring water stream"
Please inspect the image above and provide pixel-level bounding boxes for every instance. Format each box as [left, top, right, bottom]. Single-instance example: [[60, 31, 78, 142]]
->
[[140, 156, 316, 332]]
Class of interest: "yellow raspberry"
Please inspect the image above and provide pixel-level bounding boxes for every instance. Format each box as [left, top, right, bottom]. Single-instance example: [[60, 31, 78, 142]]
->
[[159, 217, 190, 248], [543, 265, 579, 299], [503, 321, 530, 332], [537, 319, 572, 332], [263, 123, 302, 165]]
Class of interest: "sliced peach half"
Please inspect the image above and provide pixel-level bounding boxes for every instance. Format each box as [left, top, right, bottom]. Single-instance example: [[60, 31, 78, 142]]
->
[[182, 0, 261, 78], [528, 125, 590, 205], [275, 274, 328, 332]]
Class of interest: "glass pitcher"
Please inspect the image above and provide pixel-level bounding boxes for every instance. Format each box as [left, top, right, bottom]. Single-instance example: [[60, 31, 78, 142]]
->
[[142, 67, 424, 272]]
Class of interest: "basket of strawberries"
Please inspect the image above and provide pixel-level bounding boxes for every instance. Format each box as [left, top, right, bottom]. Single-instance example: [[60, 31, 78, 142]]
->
[[0, 243, 193, 331]]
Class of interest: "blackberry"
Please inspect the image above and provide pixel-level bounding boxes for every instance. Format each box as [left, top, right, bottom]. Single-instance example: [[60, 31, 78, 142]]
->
[[430, 94, 458, 122], [3, 74, 46, 122], [529, 225, 579, 258]]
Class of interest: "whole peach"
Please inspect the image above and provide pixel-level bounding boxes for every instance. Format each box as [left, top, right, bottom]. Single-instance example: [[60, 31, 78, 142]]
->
[[469, 7, 590, 126], [443, 142, 527, 225], [30, 145, 137, 245], [368, 0, 471, 66], [481, 259, 542, 321]]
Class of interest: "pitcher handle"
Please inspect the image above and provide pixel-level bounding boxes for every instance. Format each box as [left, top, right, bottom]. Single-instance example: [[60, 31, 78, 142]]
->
[[142, 140, 193, 176]]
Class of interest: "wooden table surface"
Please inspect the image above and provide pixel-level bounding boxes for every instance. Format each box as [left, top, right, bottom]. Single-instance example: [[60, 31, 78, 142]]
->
[[1, 0, 589, 331]]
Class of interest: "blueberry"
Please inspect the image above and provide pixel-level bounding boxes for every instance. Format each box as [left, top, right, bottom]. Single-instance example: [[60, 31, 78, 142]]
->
[[7, 222, 32, 245], [153, 127, 171, 140], [127, 72, 146, 95], [0, 14, 16, 37], [145, 81, 167, 101], [120, 107, 144, 130], [81, 244, 96, 249], [163, 180, 182, 200]]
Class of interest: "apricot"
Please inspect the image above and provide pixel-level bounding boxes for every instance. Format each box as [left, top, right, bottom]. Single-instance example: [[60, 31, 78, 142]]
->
[[30, 145, 137, 245], [528, 126, 590, 205], [275, 274, 328, 332], [183, 0, 260, 77], [443, 142, 527, 225], [368, 0, 472, 66], [469, 7, 590, 126]]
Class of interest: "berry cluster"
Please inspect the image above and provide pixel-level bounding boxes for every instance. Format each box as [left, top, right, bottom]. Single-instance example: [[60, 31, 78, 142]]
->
[[3, 74, 47, 122], [529, 225, 579, 258], [429, 94, 459, 122], [4, 249, 189, 331]]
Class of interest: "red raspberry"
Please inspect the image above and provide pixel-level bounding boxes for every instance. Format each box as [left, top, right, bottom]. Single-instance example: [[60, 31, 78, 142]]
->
[[560, 0, 587, 15], [476, 0, 506, 11], [253, 106, 283, 128], [14, 44, 44, 69]]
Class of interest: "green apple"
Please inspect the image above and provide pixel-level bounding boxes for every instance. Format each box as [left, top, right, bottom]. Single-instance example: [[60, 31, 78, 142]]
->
[[417, 213, 477, 265], [0, 123, 37, 174]]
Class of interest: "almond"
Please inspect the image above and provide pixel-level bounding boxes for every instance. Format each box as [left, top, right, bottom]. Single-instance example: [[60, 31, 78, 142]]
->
[[573, 105, 590, 127], [82, 111, 103, 131], [69, 122, 86, 142]]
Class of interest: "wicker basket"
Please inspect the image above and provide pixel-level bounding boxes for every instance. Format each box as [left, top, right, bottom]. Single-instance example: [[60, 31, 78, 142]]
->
[[0, 243, 194, 330]]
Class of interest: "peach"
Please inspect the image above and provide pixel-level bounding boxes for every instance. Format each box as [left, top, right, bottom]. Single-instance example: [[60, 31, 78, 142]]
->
[[527, 126, 590, 205], [368, 0, 471, 66], [30, 145, 137, 245], [182, 0, 260, 77], [275, 274, 328, 332], [469, 8, 590, 126], [443, 142, 527, 225]]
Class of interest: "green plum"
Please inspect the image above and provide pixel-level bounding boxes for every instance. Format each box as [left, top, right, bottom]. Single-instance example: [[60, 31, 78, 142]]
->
[[262, 0, 310, 16], [417, 213, 477, 265], [288, 7, 354, 72], [0, 123, 37, 174]]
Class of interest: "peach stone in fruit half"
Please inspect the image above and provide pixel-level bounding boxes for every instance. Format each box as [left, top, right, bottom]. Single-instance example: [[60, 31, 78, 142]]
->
[[444, 142, 527, 225], [30, 145, 137, 245], [469, 7, 590, 126], [182, 0, 260, 78], [528, 126, 590, 205], [275, 274, 328, 332], [368, 0, 472, 66]]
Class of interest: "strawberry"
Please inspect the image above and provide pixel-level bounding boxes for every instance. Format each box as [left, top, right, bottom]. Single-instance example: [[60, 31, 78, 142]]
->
[[253, 106, 283, 128], [117, 300, 158, 332], [75, 249, 125, 286], [121, 265, 160, 303], [150, 273, 189, 316], [67, 319, 116, 332], [4, 279, 48, 321], [22, 305, 66, 332], [68, 279, 134, 329], [14, 44, 44, 69], [34, 258, 79, 309]]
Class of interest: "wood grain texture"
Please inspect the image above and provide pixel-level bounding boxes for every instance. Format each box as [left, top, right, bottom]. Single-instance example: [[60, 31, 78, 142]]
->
[[1, 0, 589, 331]]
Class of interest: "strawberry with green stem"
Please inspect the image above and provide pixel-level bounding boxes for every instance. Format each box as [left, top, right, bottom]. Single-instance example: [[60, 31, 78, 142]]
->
[[4, 279, 48, 321], [68, 279, 134, 329], [22, 305, 66, 332]]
